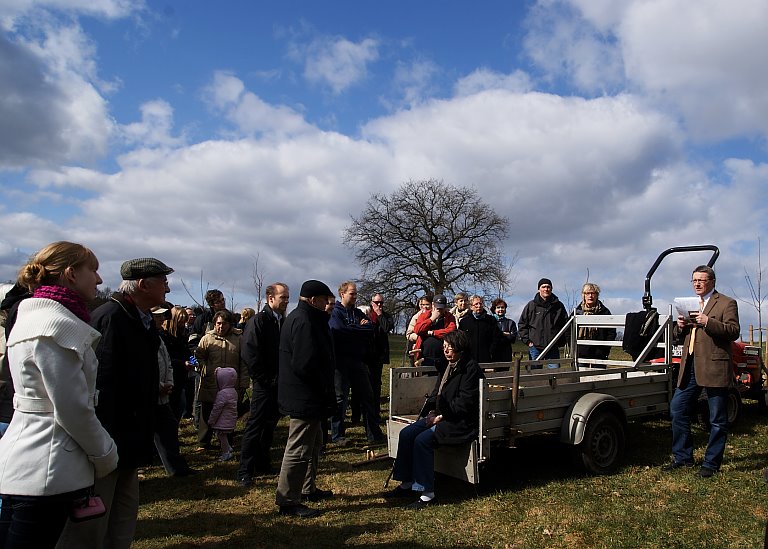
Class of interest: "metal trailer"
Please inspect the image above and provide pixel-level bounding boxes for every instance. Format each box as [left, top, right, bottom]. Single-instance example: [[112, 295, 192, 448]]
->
[[387, 311, 676, 483]]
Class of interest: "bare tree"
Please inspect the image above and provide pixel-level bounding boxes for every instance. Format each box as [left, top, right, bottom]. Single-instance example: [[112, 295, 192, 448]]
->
[[345, 179, 512, 308], [251, 254, 265, 311], [734, 236, 766, 349]]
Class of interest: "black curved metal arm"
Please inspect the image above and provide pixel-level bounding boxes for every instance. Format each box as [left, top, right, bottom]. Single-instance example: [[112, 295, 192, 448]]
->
[[642, 245, 720, 310]]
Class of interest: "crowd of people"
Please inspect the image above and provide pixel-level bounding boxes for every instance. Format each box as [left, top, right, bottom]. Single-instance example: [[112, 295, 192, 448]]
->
[[0, 240, 743, 543]]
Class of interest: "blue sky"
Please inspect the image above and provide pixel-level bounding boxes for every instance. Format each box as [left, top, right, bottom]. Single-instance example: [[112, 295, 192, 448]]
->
[[1, 0, 768, 337]]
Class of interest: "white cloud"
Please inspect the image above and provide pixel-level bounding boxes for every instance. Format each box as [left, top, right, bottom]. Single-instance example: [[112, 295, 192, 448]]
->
[[527, 0, 768, 140], [454, 69, 533, 96], [619, 0, 768, 140], [204, 71, 312, 137], [524, 0, 625, 93], [0, 15, 114, 168], [303, 36, 379, 94], [120, 99, 185, 148], [391, 58, 440, 107], [0, 0, 141, 30]]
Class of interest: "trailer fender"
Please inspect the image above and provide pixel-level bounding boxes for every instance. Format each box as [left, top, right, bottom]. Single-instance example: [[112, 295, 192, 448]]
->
[[560, 393, 626, 446]]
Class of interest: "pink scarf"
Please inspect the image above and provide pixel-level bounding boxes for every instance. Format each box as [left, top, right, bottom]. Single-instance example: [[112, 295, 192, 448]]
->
[[33, 285, 90, 323]]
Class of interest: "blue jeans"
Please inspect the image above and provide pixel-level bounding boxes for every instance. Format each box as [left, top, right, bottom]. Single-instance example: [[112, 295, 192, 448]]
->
[[670, 360, 728, 470], [528, 345, 560, 369], [392, 418, 437, 492]]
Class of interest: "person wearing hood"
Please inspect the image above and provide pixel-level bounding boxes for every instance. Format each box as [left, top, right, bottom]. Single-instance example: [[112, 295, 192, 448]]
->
[[207, 367, 239, 462], [458, 295, 505, 364], [573, 283, 616, 365], [518, 278, 568, 368], [194, 309, 249, 451]]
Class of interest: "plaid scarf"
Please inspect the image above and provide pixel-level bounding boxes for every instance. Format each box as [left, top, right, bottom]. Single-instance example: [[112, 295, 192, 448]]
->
[[578, 301, 599, 339]]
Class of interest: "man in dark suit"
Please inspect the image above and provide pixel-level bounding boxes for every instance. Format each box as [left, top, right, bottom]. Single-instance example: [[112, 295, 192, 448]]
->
[[664, 265, 740, 478], [237, 283, 290, 487]]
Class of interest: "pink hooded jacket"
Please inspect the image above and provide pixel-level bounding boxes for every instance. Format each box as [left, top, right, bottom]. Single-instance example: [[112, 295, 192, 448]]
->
[[207, 367, 239, 432]]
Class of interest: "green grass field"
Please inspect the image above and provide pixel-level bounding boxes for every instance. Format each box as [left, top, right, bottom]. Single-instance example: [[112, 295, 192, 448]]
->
[[132, 336, 768, 548]]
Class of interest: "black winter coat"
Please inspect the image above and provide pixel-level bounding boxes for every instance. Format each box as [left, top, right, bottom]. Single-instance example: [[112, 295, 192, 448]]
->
[[574, 301, 617, 360], [459, 312, 505, 363], [241, 304, 281, 386], [494, 316, 518, 362], [372, 310, 394, 365], [91, 294, 160, 469], [518, 293, 568, 350], [278, 301, 336, 419], [424, 356, 484, 446], [0, 284, 31, 424]]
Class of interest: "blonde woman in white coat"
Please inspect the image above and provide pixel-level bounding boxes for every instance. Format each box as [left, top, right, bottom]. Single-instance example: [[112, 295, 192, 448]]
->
[[0, 242, 118, 548]]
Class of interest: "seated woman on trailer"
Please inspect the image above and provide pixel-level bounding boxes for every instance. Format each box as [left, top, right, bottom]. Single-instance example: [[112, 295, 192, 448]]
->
[[382, 330, 484, 509]]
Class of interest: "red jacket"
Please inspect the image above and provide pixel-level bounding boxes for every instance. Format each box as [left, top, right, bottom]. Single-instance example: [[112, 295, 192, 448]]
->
[[412, 309, 457, 360]]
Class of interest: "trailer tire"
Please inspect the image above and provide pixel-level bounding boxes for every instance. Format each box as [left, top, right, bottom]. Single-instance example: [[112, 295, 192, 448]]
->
[[573, 411, 626, 475], [698, 388, 741, 427]]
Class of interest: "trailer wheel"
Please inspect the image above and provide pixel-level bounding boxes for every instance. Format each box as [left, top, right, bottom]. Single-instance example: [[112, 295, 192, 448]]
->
[[698, 388, 741, 426], [574, 411, 626, 475]]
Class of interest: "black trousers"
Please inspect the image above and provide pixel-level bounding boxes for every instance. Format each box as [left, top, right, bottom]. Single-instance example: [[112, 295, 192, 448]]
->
[[0, 489, 87, 549], [237, 379, 281, 478], [154, 403, 190, 475]]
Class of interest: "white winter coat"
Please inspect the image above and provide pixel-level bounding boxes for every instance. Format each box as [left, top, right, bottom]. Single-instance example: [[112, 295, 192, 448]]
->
[[0, 298, 118, 496]]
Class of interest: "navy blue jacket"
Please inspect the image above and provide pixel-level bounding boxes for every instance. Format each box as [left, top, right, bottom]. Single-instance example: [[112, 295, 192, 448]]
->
[[328, 302, 373, 362]]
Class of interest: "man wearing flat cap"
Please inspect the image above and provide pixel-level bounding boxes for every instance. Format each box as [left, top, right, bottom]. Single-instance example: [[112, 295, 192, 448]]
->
[[275, 280, 336, 518], [59, 258, 173, 548]]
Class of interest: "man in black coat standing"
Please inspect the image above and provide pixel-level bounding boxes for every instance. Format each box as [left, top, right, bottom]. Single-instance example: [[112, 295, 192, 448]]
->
[[518, 278, 568, 368], [237, 283, 290, 487], [59, 257, 173, 548], [275, 280, 336, 518]]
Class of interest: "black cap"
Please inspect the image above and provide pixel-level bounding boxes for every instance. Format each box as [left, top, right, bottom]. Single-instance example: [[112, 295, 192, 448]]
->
[[120, 258, 174, 280], [300, 280, 334, 298], [432, 294, 448, 309], [538, 278, 552, 288]]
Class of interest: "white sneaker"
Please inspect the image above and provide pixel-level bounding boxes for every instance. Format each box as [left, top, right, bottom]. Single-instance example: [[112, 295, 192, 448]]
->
[[218, 451, 233, 462]]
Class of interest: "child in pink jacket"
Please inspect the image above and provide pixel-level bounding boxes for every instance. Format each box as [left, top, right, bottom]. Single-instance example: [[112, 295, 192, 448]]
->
[[207, 367, 239, 461]]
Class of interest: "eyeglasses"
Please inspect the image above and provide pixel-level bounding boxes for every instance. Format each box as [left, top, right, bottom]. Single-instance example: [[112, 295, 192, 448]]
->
[[372, 301, 383, 305], [691, 278, 711, 285]]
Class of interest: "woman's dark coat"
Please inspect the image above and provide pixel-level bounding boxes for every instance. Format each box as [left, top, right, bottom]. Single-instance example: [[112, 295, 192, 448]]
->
[[459, 312, 505, 363], [574, 300, 616, 360], [424, 356, 484, 446]]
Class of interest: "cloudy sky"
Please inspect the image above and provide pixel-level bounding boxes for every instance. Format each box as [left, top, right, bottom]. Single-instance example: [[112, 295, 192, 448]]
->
[[1, 0, 767, 336]]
